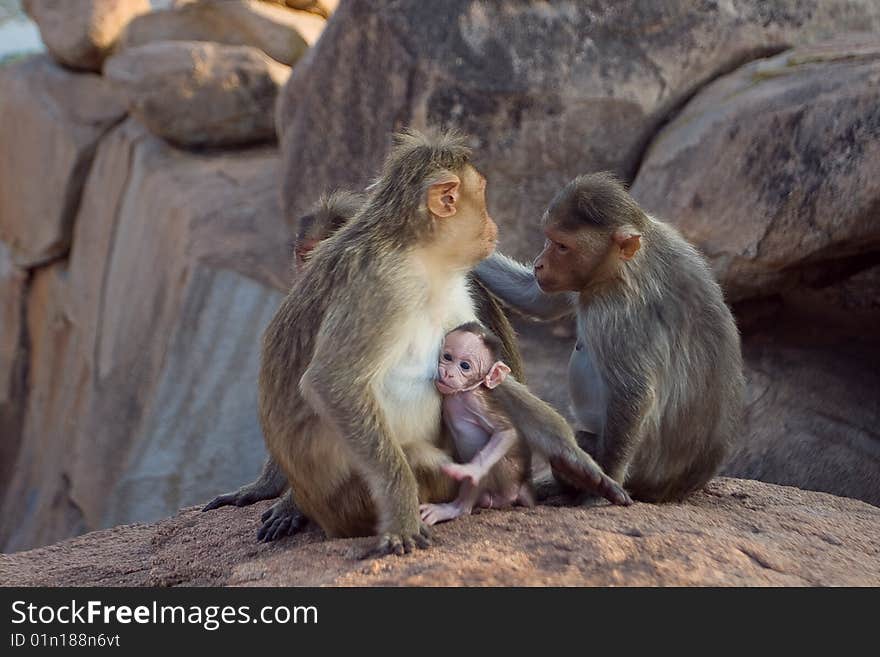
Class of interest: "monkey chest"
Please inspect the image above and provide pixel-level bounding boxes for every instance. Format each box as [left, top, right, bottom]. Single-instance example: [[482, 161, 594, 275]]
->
[[568, 338, 607, 436], [376, 321, 446, 445], [443, 394, 493, 462]]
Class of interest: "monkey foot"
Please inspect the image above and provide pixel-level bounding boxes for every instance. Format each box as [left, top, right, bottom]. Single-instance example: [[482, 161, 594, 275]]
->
[[549, 454, 633, 507], [203, 486, 272, 512], [257, 493, 307, 542], [420, 502, 469, 525], [361, 524, 432, 559]]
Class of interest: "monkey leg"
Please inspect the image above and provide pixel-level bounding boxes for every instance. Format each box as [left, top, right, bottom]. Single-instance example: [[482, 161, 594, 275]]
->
[[202, 457, 288, 511], [420, 480, 481, 525], [256, 488, 308, 542]]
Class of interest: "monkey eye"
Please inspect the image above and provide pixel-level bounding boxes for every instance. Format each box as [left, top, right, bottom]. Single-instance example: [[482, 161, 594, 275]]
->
[[460, 362, 471, 371], [555, 241, 569, 253], [442, 353, 453, 362]]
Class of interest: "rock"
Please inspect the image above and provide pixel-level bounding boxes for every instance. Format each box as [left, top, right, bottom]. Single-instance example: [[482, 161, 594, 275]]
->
[[0, 120, 294, 552], [631, 36, 880, 300], [23, 0, 150, 71], [266, 0, 339, 20], [120, 0, 325, 66], [0, 56, 127, 267], [724, 275, 880, 507], [105, 41, 291, 148], [0, 244, 27, 500], [277, 0, 880, 260], [2, 478, 878, 585]]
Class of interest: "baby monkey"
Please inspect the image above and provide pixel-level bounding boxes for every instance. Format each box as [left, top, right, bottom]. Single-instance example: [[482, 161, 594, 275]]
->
[[420, 322, 535, 525]]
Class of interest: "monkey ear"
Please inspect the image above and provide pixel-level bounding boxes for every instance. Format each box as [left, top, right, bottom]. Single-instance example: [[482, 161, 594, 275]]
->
[[426, 174, 461, 218], [614, 229, 641, 260], [484, 361, 511, 389]]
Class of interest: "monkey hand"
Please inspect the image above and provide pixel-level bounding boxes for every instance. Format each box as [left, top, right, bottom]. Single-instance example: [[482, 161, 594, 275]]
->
[[362, 522, 432, 559], [549, 452, 633, 507], [441, 462, 485, 486]]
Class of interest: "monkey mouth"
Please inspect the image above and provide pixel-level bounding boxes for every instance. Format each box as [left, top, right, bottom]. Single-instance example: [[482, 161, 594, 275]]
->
[[434, 380, 459, 395]]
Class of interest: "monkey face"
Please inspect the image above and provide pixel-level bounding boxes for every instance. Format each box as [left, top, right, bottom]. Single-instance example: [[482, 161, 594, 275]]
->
[[436, 330, 494, 394], [430, 166, 498, 267], [532, 221, 607, 293]]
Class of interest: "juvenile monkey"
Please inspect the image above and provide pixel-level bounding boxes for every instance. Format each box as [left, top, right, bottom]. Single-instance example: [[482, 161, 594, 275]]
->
[[475, 173, 744, 502], [420, 323, 534, 525], [293, 190, 365, 271]]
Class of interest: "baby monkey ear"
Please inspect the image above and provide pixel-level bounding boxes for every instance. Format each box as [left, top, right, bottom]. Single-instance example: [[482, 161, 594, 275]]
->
[[484, 361, 512, 389], [426, 173, 461, 218]]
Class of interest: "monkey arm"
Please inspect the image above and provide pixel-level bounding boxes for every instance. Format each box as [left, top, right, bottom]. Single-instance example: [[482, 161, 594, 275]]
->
[[492, 378, 632, 506], [473, 252, 573, 320], [442, 427, 518, 486], [299, 289, 425, 544]]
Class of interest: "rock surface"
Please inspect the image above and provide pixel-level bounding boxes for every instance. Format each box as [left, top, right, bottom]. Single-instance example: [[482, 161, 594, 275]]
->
[[0, 55, 126, 267], [631, 36, 880, 300], [277, 0, 880, 259], [121, 0, 323, 67], [0, 119, 294, 553], [725, 280, 880, 507], [23, 0, 150, 71], [2, 478, 878, 586], [0, 244, 27, 500], [105, 41, 290, 148]]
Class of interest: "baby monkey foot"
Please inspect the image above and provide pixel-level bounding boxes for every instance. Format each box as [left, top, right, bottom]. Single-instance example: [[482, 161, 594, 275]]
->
[[419, 502, 469, 526]]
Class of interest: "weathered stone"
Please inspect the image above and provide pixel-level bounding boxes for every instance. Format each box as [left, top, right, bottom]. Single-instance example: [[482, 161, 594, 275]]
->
[[120, 0, 323, 66], [277, 0, 880, 261], [2, 478, 879, 585], [631, 36, 880, 300], [266, 0, 338, 19], [23, 0, 150, 71], [0, 56, 126, 267], [0, 243, 28, 500], [0, 120, 294, 552], [723, 274, 880, 507], [105, 41, 290, 148]]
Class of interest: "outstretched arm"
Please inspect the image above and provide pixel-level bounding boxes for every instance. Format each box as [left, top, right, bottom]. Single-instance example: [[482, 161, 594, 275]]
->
[[473, 252, 573, 320], [442, 427, 518, 486], [300, 272, 428, 555]]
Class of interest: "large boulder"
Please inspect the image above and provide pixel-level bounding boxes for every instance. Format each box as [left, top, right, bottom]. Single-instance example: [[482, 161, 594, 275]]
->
[[23, 0, 150, 71], [0, 120, 294, 552], [277, 0, 880, 261], [631, 36, 880, 300], [266, 0, 339, 19], [105, 41, 291, 148], [120, 0, 325, 67], [0, 56, 127, 267], [2, 478, 878, 585]]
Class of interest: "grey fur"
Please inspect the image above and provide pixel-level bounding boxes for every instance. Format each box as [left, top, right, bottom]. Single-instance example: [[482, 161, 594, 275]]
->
[[475, 174, 744, 501]]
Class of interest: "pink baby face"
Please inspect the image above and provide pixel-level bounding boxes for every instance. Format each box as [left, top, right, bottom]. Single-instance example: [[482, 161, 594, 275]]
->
[[436, 330, 510, 395], [436, 330, 492, 395]]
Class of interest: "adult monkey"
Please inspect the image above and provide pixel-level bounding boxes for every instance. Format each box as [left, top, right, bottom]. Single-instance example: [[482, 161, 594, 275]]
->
[[202, 188, 528, 542], [475, 173, 744, 502]]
